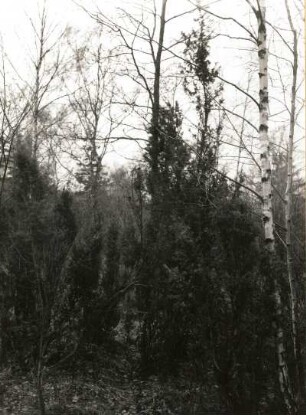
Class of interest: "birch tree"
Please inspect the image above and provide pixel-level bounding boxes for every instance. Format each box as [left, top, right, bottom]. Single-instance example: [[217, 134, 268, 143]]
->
[[190, 0, 304, 411], [245, 0, 306, 412], [245, 1, 301, 412]]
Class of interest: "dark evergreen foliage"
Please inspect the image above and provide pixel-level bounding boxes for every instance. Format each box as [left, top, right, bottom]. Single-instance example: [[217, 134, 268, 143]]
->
[[0, 13, 303, 415]]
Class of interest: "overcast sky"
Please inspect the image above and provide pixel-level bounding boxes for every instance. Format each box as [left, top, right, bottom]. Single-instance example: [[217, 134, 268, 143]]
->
[[0, 0, 303, 174]]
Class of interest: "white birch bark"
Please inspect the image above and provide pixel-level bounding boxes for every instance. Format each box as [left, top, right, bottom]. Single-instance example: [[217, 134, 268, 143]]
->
[[257, 1, 295, 412], [257, 0, 274, 249]]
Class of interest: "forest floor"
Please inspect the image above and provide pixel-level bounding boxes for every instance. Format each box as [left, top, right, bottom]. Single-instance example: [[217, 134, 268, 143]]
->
[[0, 344, 224, 414]]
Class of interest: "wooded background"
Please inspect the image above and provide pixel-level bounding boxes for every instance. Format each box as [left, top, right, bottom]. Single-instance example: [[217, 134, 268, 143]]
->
[[0, 0, 305, 414]]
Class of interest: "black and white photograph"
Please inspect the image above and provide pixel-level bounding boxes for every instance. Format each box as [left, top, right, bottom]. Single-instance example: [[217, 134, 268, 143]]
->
[[0, 0, 305, 413]]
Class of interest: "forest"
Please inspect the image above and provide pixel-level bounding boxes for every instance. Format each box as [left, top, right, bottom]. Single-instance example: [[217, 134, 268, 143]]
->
[[0, 0, 305, 414]]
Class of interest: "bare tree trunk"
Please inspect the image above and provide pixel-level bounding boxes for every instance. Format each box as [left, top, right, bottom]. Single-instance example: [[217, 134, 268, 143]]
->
[[32, 21, 44, 159], [151, 0, 167, 196], [152, 0, 167, 141], [257, 3, 273, 247], [28, 4, 62, 160], [37, 334, 46, 415], [33, 259, 47, 415], [235, 75, 251, 182], [274, 286, 295, 413], [31, 5, 47, 159], [256, 1, 295, 412], [284, 0, 305, 408]]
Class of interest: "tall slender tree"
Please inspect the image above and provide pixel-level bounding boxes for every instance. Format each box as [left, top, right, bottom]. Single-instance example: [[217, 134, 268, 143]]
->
[[252, 0, 295, 411], [283, 0, 305, 406]]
